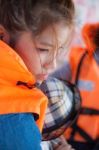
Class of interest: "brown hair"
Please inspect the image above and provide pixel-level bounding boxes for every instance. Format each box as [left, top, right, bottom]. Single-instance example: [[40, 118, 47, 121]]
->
[[0, 0, 75, 36]]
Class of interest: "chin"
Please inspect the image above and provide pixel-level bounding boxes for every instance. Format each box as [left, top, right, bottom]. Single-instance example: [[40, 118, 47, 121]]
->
[[36, 74, 48, 82], [37, 80, 43, 84]]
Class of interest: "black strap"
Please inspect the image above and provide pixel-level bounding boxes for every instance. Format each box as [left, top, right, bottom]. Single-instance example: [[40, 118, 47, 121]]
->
[[80, 107, 99, 115], [75, 51, 88, 85], [16, 81, 36, 89], [70, 107, 99, 141], [70, 123, 94, 142]]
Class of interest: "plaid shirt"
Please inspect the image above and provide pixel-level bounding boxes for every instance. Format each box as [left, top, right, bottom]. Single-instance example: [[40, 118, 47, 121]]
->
[[40, 77, 81, 141]]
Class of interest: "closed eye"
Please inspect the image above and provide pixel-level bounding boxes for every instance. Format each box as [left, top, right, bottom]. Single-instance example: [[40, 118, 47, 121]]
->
[[37, 48, 49, 52]]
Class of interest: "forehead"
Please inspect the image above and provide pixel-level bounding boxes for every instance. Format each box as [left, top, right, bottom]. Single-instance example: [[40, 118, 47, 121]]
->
[[35, 22, 70, 48]]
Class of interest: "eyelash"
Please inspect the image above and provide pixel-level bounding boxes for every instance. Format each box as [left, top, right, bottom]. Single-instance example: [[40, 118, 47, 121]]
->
[[37, 48, 49, 52]]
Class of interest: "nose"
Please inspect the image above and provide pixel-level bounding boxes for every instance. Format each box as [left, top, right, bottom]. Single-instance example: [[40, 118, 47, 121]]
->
[[44, 58, 56, 71]]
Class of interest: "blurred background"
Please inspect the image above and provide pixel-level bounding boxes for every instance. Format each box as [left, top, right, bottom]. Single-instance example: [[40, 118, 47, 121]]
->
[[73, 0, 99, 45], [57, 0, 99, 65]]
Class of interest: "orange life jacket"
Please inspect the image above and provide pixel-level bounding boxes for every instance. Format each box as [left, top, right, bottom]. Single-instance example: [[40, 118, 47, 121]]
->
[[64, 23, 99, 142], [0, 40, 48, 132]]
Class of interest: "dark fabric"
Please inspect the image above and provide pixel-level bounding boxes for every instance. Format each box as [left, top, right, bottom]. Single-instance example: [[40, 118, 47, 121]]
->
[[93, 141, 99, 150], [68, 140, 95, 150]]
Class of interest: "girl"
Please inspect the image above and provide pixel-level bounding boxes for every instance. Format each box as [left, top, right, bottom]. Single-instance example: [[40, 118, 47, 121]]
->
[[0, 0, 75, 149]]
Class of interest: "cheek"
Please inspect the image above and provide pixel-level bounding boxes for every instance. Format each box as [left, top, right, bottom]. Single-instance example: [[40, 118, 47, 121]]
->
[[39, 53, 50, 66]]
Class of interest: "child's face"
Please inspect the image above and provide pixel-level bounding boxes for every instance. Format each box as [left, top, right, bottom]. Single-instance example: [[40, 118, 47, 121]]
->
[[12, 23, 69, 81]]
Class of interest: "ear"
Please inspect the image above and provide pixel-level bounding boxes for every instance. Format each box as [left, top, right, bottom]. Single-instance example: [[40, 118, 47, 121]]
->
[[0, 25, 10, 44]]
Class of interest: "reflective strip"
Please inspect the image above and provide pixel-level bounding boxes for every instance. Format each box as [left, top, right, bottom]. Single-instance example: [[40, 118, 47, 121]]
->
[[77, 79, 95, 91]]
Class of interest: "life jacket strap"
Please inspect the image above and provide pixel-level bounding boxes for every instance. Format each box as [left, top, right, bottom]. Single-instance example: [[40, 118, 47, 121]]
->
[[80, 107, 99, 115], [70, 123, 94, 142]]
